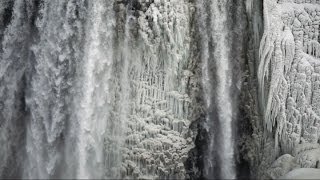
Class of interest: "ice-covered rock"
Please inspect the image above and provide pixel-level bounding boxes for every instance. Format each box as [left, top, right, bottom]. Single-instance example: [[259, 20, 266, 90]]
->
[[248, 0, 320, 178], [111, 0, 197, 179], [280, 168, 320, 179]]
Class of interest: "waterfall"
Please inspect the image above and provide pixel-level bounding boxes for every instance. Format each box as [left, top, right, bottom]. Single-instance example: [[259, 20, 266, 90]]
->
[[77, 0, 115, 178], [0, 0, 248, 179], [24, 1, 87, 178], [211, 2, 235, 179], [198, 0, 237, 179], [197, 0, 215, 177]]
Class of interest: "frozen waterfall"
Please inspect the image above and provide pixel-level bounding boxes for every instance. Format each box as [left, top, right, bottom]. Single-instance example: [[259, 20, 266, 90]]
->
[[0, 0, 249, 179]]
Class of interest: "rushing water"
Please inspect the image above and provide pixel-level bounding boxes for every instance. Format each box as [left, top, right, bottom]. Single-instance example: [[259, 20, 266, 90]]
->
[[77, 0, 115, 178], [210, 2, 235, 179], [197, 0, 247, 179]]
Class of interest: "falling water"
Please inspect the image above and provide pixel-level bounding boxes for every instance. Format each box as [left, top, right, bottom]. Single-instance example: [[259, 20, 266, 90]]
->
[[211, 2, 235, 179], [77, 0, 115, 178], [197, 0, 215, 177], [198, 0, 235, 179], [24, 1, 87, 178]]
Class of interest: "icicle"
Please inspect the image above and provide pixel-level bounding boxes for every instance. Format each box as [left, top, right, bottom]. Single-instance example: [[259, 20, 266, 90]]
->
[[258, 32, 275, 118], [261, 34, 284, 132], [259, 26, 295, 133], [245, 0, 254, 19], [306, 40, 320, 58], [281, 27, 295, 76]]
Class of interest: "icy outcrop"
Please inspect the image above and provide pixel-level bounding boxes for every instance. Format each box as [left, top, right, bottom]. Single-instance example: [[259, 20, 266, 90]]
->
[[267, 143, 320, 178], [254, 0, 320, 178], [259, 0, 320, 149], [111, 0, 197, 179]]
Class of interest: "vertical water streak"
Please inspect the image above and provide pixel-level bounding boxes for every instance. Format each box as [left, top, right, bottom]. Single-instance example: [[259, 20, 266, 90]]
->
[[104, 2, 132, 178], [119, 4, 131, 144], [197, 0, 215, 177], [0, 0, 30, 177], [198, 0, 235, 178], [77, 0, 114, 178], [25, 1, 68, 177], [25, 1, 87, 178], [210, 1, 235, 179], [113, 3, 133, 177]]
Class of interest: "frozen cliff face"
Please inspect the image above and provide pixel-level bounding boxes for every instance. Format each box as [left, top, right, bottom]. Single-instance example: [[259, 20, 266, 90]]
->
[[248, 0, 320, 178], [259, 0, 320, 150], [110, 0, 197, 179]]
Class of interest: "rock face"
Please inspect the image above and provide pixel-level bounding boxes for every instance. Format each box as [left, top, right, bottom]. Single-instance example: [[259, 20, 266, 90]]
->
[[0, 0, 320, 179]]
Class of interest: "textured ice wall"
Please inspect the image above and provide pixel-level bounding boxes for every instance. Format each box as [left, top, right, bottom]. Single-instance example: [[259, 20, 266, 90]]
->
[[111, 0, 197, 178], [249, 0, 320, 178]]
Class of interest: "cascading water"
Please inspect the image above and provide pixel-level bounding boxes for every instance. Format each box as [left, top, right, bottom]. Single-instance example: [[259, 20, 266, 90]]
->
[[197, 0, 247, 179], [24, 1, 87, 178], [77, 0, 115, 178], [210, 2, 235, 179], [197, 0, 215, 177]]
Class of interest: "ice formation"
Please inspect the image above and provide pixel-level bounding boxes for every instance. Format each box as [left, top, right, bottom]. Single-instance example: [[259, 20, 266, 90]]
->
[[1, 0, 320, 179], [115, 0, 196, 178], [259, 0, 320, 147], [253, 0, 320, 178]]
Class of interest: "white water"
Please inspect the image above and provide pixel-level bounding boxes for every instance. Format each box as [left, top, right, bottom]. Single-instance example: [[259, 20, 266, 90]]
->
[[24, 1, 88, 178], [211, 2, 235, 179], [198, 0, 235, 179], [197, 0, 215, 177], [77, 0, 115, 178]]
